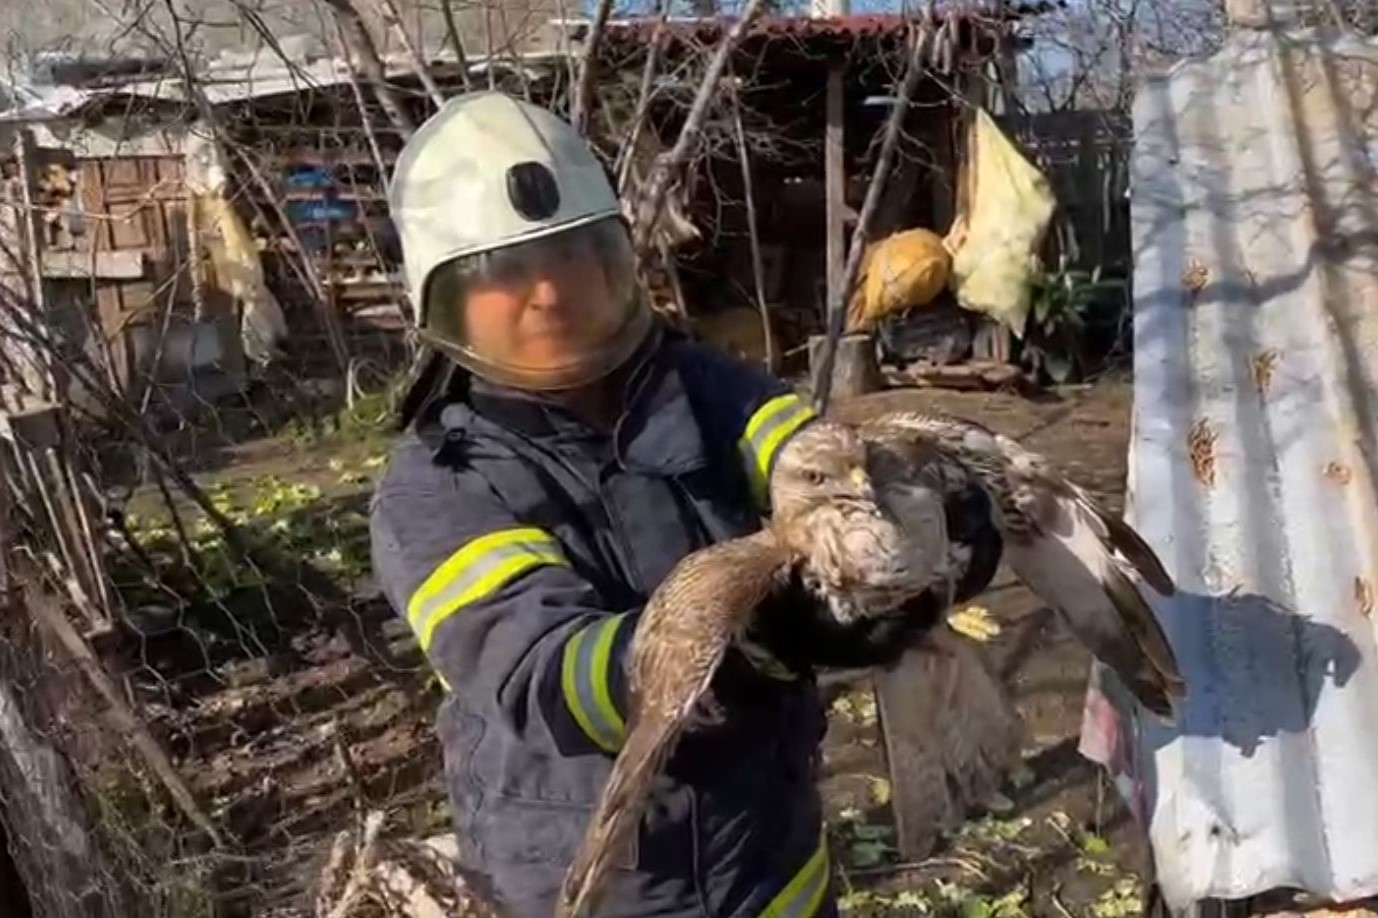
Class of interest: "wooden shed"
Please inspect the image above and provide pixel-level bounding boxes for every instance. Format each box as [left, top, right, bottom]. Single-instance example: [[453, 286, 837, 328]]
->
[[0, 110, 246, 419]]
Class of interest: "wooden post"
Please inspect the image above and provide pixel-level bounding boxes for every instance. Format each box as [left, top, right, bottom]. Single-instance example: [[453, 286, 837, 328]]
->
[[7, 131, 56, 400], [824, 63, 846, 316], [808, 333, 879, 402]]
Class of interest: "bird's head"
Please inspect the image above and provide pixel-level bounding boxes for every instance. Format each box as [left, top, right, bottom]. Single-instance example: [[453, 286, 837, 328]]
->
[[770, 420, 875, 524]]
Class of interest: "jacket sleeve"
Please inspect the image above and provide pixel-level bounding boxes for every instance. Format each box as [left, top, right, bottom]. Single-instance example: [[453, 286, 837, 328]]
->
[[370, 447, 638, 757]]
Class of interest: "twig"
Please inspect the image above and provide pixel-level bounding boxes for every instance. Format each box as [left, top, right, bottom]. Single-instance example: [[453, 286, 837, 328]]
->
[[571, 0, 617, 136], [729, 77, 776, 373], [613, 1, 670, 192], [375, 0, 445, 109], [324, 810, 386, 918], [333, 16, 395, 193], [331, 718, 369, 826], [438, 0, 472, 91], [813, 8, 941, 414], [321, 0, 416, 134], [843, 856, 993, 881], [482, 1, 497, 90], [315, 830, 355, 917], [1050, 883, 1077, 918], [630, 0, 772, 256]]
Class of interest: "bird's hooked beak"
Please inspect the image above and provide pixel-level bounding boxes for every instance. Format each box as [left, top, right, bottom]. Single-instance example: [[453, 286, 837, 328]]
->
[[849, 465, 874, 499]]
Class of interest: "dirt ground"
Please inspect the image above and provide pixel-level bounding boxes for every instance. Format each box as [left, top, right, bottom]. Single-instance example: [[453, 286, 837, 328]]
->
[[117, 374, 1148, 915]]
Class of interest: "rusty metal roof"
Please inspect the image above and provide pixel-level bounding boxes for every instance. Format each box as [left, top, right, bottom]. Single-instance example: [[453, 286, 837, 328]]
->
[[1080, 22, 1378, 911]]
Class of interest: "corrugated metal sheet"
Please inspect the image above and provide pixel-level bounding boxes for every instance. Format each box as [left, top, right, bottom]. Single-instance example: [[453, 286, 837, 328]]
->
[[1079, 24, 1378, 910]]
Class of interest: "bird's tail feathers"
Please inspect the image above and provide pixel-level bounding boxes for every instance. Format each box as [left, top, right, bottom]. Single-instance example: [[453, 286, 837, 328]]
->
[[1101, 561, 1187, 716], [559, 719, 678, 918], [1087, 493, 1176, 597], [885, 633, 1023, 854], [926, 630, 1024, 805]]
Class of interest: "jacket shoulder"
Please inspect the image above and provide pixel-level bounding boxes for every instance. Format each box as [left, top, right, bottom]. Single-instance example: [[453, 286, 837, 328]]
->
[[667, 338, 794, 426]]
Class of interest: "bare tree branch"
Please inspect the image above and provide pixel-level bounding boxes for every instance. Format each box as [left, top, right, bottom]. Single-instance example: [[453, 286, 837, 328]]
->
[[572, 0, 617, 136], [376, 0, 445, 109], [439, 0, 473, 92], [320, 0, 416, 134], [614, 0, 672, 191], [729, 76, 775, 373], [630, 0, 772, 256]]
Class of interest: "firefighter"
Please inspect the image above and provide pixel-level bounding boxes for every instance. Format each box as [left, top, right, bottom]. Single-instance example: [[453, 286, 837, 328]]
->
[[370, 91, 1001, 916]]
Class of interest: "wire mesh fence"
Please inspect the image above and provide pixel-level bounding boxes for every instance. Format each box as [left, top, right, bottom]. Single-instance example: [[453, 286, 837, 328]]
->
[[0, 2, 1045, 914]]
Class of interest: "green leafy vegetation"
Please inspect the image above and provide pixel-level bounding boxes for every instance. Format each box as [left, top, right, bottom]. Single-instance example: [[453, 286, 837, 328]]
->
[[1024, 259, 1126, 384], [115, 466, 376, 624]]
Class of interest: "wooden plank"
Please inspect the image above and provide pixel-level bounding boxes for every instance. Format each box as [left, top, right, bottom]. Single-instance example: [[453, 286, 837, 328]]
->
[[9, 131, 56, 398], [40, 250, 145, 280], [825, 63, 846, 311], [0, 387, 60, 448]]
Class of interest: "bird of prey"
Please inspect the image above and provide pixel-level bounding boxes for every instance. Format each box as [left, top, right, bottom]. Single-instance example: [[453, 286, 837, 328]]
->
[[557, 412, 1184, 918]]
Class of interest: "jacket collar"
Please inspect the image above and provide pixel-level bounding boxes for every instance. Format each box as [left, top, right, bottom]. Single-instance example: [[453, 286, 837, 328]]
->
[[436, 329, 707, 476]]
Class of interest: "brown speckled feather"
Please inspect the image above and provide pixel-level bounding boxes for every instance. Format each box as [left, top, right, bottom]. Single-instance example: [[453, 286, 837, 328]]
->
[[558, 530, 791, 918], [859, 411, 1185, 717]]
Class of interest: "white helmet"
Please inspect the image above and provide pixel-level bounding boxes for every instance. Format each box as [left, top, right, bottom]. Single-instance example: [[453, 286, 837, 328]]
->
[[389, 91, 651, 391]]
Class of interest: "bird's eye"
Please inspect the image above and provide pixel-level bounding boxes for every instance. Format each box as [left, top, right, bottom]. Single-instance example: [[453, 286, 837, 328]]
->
[[802, 469, 826, 486]]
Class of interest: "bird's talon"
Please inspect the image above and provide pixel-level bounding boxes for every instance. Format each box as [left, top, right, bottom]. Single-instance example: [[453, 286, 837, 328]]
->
[[947, 604, 1001, 642]]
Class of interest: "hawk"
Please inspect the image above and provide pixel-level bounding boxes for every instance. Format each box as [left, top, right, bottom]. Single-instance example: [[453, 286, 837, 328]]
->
[[557, 412, 1184, 918]]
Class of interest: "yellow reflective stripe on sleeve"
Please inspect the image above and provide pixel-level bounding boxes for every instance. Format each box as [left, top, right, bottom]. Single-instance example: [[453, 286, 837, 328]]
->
[[759, 834, 830, 918], [739, 393, 818, 508], [561, 614, 631, 753], [406, 528, 568, 652]]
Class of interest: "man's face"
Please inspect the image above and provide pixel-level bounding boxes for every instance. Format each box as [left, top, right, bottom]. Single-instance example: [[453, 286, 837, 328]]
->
[[460, 229, 623, 373]]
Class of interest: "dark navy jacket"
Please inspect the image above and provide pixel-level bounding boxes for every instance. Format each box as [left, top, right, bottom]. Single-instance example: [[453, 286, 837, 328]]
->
[[370, 330, 835, 917]]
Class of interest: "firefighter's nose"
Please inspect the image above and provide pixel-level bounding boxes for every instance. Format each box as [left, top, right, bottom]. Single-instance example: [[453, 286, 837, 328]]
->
[[528, 277, 560, 309]]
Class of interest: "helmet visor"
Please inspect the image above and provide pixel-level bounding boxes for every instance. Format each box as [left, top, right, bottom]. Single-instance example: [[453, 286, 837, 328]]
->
[[420, 217, 649, 391]]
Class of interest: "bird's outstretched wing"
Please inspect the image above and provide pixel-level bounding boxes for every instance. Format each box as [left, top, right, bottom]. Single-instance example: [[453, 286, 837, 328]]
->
[[559, 530, 792, 918], [859, 411, 1186, 719]]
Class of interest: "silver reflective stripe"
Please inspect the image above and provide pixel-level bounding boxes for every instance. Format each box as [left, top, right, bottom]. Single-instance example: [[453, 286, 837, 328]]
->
[[759, 836, 830, 918], [405, 527, 567, 651], [562, 614, 629, 753], [740, 394, 817, 506]]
